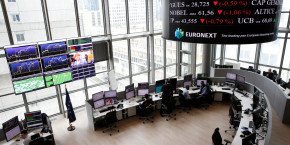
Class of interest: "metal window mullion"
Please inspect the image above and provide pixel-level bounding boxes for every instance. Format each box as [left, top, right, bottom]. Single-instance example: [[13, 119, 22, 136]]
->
[[101, 0, 107, 35], [128, 39, 132, 84], [150, 35, 155, 83], [125, 0, 130, 34], [147, 37, 150, 83], [221, 44, 225, 65], [145, 0, 149, 32], [176, 42, 181, 76], [22, 93, 29, 112], [148, 0, 153, 34], [73, 0, 81, 37], [41, 0, 52, 40], [57, 85, 66, 118], [0, 0, 14, 45], [254, 43, 261, 70], [163, 38, 166, 79], [278, 34, 288, 77], [84, 79, 89, 100], [55, 86, 63, 114], [237, 44, 240, 62], [191, 43, 197, 77]]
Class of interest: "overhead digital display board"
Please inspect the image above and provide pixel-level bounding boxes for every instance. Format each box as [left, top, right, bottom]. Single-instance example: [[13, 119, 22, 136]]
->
[[162, 0, 283, 44]]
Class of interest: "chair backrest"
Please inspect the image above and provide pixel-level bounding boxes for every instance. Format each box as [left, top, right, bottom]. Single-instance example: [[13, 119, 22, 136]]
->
[[105, 110, 117, 124], [229, 105, 235, 118], [29, 137, 45, 145], [31, 133, 40, 140], [212, 130, 222, 145]]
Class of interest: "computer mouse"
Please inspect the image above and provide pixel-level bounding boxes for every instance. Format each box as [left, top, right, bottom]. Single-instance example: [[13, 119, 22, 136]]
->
[[155, 94, 158, 97]]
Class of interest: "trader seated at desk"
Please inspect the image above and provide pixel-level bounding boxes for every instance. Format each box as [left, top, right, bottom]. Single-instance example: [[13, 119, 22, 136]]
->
[[138, 94, 153, 115], [161, 79, 173, 105], [178, 85, 191, 100], [21, 130, 37, 145], [194, 81, 208, 107]]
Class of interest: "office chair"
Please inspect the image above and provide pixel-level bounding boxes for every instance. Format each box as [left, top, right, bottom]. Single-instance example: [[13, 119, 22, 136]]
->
[[212, 128, 231, 145], [231, 95, 242, 113], [29, 137, 45, 145], [160, 99, 176, 121], [139, 100, 154, 124], [199, 84, 212, 109], [177, 89, 191, 113], [102, 110, 119, 136], [225, 105, 240, 137]]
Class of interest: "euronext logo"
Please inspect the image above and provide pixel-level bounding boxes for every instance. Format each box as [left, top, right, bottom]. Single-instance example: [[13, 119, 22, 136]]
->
[[175, 28, 184, 39]]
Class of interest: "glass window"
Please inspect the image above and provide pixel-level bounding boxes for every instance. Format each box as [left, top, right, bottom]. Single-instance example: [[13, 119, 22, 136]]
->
[[116, 78, 130, 92], [166, 40, 176, 65], [282, 0, 290, 11], [109, 0, 127, 35], [166, 65, 176, 78], [260, 39, 284, 67], [155, 68, 164, 81], [215, 59, 220, 65], [88, 84, 110, 100], [28, 98, 60, 116], [6, 0, 47, 44], [283, 40, 290, 68], [131, 37, 148, 74], [0, 6, 10, 46], [78, 0, 104, 36], [182, 53, 190, 65], [153, 0, 162, 30], [225, 45, 238, 60], [239, 44, 256, 62], [0, 107, 26, 125], [61, 79, 84, 93], [26, 87, 57, 102], [258, 65, 279, 75], [95, 61, 107, 73], [279, 13, 289, 28], [47, 0, 78, 39], [0, 58, 14, 95], [196, 44, 203, 64], [113, 40, 129, 78], [182, 42, 191, 51], [216, 45, 221, 59], [240, 62, 254, 69], [0, 94, 23, 109], [154, 35, 163, 68], [281, 70, 290, 82], [62, 90, 86, 109], [196, 65, 202, 75], [87, 72, 108, 86], [181, 65, 189, 76], [132, 73, 148, 86], [129, 0, 146, 33]]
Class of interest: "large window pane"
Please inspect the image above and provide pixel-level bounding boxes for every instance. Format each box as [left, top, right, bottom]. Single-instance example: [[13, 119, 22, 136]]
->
[[88, 84, 110, 99], [283, 40, 290, 68], [182, 53, 190, 65], [279, 13, 289, 28], [113, 40, 129, 78], [196, 66, 202, 75], [154, 35, 163, 68], [196, 44, 203, 64], [129, 0, 146, 33], [153, 0, 162, 30], [225, 45, 238, 60], [0, 6, 10, 46], [131, 37, 148, 74], [87, 72, 108, 86], [62, 90, 86, 109], [155, 68, 164, 81], [61, 79, 84, 93], [260, 39, 284, 67], [109, 0, 127, 35], [6, 0, 46, 44], [47, 0, 78, 39], [281, 70, 290, 82], [0, 107, 26, 125], [216, 45, 221, 59], [240, 62, 254, 69], [282, 1, 290, 11], [28, 98, 59, 116], [78, 0, 104, 36], [132, 73, 148, 86], [239, 44, 256, 62], [95, 61, 107, 73], [166, 40, 176, 65], [181, 65, 189, 76], [117, 78, 130, 92], [26, 87, 57, 102], [258, 65, 279, 75], [0, 58, 14, 95], [166, 65, 176, 78]]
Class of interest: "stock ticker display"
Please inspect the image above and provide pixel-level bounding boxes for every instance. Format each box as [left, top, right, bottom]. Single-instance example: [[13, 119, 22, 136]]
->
[[5, 37, 95, 94], [162, 0, 282, 44]]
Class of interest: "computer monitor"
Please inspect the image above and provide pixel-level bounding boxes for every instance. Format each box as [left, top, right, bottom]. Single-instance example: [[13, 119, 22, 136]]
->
[[287, 82, 290, 89], [105, 98, 118, 105], [224, 65, 233, 68], [236, 75, 245, 83], [226, 73, 237, 80], [138, 82, 149, 89], [242, 133, 256, 145], [155, 86, 162, 93], [197, 73, 208, 79], [2, 116, 21, 142], [125, 84, 135, 100], [92, 91, 103, 102], [156, 79, 165, 86], [104, 90, 117, 98], [170, 78, 177, 89], [138, 89, 149, 96], [215, 64, 222, 68], [94, 99, 105, 109], [24, 110, 43, 130], [184, 74, 192, 82], [197, 79, 207, 87], [262, 71, 268, 76], [236, 82, 244, 91], [184, 81, 192, 88]]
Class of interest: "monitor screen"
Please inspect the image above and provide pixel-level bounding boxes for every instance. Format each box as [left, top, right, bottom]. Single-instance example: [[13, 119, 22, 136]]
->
[[45, 71, 72, 87], [125, 84, 135, 100], [155, 86, 162, 93], [104, 90, 117, 98], [10, 60, 42, 78], [170, 78, 177, 89], [25, 110, 43, 130], [69, 50, 94, 67], [13, 76, 46, 94], [184, 81, 191, 88], [156, 79, 165, 86], [5, 45, 38, 62], [39, 42, 66, 57], [42, 55, 69, 72], [92, 91, 104, 102], [287, 82, 290, 89], [2, 116, 21, 142], [105, 98, 118, 105], [68, 44, 93, 52], [67, 37, 92, 46], [138, 82, 149, 89], [197, 80, 207, 87], [226, 73, 237, 80], [138, 89, 149, 96], [184, 74, 192, 82], [237, 75, 245, 83], [94, 99, 105, 109]]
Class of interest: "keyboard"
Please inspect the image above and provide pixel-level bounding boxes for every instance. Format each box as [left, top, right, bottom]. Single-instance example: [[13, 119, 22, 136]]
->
[[136, 99, 145, 103], [235, 90, 245, 95], [222, 88, 231, 90], [192, 87, 200, 90], [99, 108, 108, 113], [249, 121, 254, 128]]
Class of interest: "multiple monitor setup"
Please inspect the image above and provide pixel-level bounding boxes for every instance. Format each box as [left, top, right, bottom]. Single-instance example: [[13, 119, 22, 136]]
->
[[240, 66, 261, 74], [137, 82, 149, 96], [4, 37, 96, 95], [2, 110, 45, 142], [93, 90, 118, 109], [225, 73, 246, 90]]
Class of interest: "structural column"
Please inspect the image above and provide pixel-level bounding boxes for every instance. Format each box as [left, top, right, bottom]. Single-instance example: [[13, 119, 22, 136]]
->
[[202, 44, 212, 75]]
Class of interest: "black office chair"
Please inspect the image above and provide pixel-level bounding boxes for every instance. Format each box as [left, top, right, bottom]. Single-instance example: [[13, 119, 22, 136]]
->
[[225, 105, 240, 137], [31, 133, 40, 140], [212, 128, 231, 145], [177, 89, 191, 113], [231, 95, 242, 114], [139, 100, 154, 124], [160, 99, 176, 121], [199, 84, 212, 109], [102, 110, 119, 136], [29, 137, 45, 145]]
